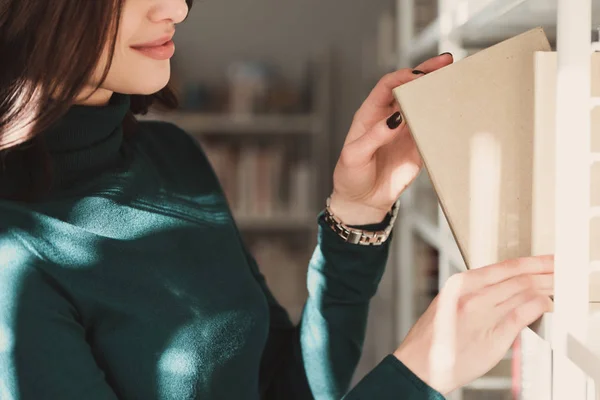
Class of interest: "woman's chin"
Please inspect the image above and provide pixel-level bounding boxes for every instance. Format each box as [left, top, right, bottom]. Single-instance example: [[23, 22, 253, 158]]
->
[[112, 70, 171, 96], [129, 79, 170, 96]]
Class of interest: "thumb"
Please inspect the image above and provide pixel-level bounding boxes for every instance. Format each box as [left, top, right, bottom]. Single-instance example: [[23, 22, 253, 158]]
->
[[343, 111, 406, 167]]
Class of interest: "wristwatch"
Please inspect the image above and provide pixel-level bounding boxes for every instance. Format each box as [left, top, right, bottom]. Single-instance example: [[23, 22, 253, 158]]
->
[[323, 197, 400, 246]]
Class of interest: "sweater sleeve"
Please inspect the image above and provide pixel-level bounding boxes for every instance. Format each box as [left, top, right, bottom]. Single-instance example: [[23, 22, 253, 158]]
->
[[0, 237, 119, 400], [242, 213, 445, 400], [342, 355, 445, 400]]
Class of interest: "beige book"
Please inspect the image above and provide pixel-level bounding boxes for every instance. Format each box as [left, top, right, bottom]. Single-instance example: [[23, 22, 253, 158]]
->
[[393, 27, 551, 270]]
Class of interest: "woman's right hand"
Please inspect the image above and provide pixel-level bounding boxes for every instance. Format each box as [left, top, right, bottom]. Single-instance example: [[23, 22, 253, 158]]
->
[[394, 255, 554, 395]]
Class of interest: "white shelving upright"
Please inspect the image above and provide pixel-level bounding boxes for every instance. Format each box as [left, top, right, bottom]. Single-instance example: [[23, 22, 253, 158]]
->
[[553, 0, 591, 399], [393, 0, 600, 399]]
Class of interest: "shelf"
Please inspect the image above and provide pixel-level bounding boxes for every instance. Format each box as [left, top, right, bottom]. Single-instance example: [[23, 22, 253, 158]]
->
[[138, 112, 319, 135], [234, 213, 315, 231], [555, 305, 600, 385], [528, 304, 600, 343], [457, 0, 600, 45], [519, 306, 600, 387], [408, 0, 600, 62]]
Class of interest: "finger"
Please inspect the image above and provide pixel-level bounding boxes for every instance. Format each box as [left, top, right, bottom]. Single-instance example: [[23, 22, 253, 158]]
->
[[413, 52, 454, 73], [342, 111, 407, 167], [462, 255, 554, 292], [495, 293, 553, 340], [365, 54, 453, 111], [348, 70, 423, 137], [489, 275, 553, 313], [348, 54, 454, 144], [475, 273, 554, 308]]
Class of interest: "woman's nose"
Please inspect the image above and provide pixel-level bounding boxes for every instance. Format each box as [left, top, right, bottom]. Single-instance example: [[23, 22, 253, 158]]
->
[[148, 0, 189, 25]]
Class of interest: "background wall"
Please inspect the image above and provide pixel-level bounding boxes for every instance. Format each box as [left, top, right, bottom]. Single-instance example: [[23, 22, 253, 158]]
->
[[172, 0, 398, 385], [174, 0, 394, 161]]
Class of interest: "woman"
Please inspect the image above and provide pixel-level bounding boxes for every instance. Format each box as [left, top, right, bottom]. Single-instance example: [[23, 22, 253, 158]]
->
[[0, 0, 554, 399]]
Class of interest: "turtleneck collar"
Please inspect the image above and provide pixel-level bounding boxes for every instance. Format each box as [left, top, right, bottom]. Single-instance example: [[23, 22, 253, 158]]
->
[[43, 92, 131, 184]]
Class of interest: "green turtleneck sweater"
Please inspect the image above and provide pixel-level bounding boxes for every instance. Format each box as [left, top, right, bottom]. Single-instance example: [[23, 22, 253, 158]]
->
[[0, 94, 443, 400]]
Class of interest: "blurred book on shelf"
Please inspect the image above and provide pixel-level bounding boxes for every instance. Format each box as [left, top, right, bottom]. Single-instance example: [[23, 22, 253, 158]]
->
[[200, 140, 311, 220], [288, 161, 312, 214], [172, 60, 310, 116], [227, 62, 270, 116]]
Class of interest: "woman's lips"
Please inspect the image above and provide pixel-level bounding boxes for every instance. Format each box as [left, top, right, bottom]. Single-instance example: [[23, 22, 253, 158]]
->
[[131, 37, 175, 60]]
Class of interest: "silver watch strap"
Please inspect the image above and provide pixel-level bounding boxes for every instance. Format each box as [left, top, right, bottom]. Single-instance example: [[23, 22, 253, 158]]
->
[[323, 197, 400, 245]]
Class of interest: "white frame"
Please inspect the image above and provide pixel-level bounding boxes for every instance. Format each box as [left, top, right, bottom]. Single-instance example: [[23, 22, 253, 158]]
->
[[393, 0, 600, 398]]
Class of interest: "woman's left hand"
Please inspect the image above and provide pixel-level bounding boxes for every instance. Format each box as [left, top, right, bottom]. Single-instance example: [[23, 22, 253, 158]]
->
[[329, 54, 454, 225]]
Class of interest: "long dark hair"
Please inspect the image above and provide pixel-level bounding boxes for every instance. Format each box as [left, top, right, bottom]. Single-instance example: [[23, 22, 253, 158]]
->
[[0, 0, 193, 200]]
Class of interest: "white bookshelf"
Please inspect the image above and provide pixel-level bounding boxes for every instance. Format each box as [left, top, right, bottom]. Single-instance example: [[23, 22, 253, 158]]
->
[[139, 52, 332, 233], [394, 0, 600, 399], [407, 0, 600, 64]]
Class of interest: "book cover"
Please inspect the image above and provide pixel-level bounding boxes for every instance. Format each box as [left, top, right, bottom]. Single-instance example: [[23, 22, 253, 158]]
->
[[393, 27, 551, 270]]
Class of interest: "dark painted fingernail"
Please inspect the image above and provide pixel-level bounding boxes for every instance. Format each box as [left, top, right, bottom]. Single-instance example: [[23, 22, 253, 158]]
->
[[412, 70, 425, 75], [439, 52, 453, 57], [386, 112, 402, 129]]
